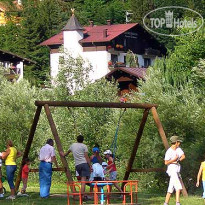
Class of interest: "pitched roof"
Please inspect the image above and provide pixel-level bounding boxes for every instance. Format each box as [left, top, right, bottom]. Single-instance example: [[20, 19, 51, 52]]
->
[[62, 14, 83, 31], [0, 49, 36, 65], [40, 23, 138, 46], [40, 31, 63, 46], [105, 67, 147, 80], [80, 23, 138, 43]]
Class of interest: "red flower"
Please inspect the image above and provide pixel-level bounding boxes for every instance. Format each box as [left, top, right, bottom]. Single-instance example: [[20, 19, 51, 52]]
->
[[108, 61, 112, 66], [107, 45, 112, 49]]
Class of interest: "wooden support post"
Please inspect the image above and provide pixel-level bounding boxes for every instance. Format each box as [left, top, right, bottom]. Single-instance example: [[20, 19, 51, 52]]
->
[[44, 104, 74, 190], [151, 107, 169, 149], [122, 109, 150, 189], [151, 107, 188, 197], [15, 106, 42, 191]]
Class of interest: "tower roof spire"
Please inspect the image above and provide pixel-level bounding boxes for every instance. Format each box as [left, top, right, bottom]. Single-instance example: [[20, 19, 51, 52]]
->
[[62, 9, 83, 31]]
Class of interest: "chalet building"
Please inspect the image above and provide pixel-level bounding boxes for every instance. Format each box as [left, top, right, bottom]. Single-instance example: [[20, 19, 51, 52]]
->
[[0, 49, 34, 82], [41, 11, 166, 89], [105, 67, 147, 96]]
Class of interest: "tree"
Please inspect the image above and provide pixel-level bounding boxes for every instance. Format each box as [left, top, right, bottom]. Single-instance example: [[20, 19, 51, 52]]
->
[[0, 21, 19, 52], [0, 0, 71, 86], [162, 27, 205, 87], [105, 0, 129, 24], [128, 0, 154, 24], [133, 58, 205, 192], [54, 50, 93, 97]]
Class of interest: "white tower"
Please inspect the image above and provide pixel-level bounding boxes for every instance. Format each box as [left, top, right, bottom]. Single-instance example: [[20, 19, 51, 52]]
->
[[62, 9, 84, 56]]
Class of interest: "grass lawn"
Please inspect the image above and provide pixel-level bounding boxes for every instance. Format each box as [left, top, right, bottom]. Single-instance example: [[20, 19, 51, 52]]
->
[[1, 182, 205, 205], [0, 192, 204, 205]]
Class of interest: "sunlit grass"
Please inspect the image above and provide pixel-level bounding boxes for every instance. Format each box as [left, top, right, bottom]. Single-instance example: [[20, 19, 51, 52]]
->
[[1, 180, 205, 205]]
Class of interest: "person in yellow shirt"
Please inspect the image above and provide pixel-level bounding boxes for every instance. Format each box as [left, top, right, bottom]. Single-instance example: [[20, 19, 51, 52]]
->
[[0, 153, 3, 198], [2, 140, 21, 200], [196, 160, 205, 199]]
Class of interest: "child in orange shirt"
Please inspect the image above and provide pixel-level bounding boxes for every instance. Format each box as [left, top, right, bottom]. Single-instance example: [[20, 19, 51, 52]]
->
[[18, 158, 30, 195]]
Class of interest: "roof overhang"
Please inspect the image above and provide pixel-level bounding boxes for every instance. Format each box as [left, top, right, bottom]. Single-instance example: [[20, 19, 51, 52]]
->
[[105, 67, 147, 81], [0, 49, 36, 65]]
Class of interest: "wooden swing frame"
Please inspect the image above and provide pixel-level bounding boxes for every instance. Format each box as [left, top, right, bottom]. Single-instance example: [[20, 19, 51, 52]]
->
[[15, 101, 188, 196]]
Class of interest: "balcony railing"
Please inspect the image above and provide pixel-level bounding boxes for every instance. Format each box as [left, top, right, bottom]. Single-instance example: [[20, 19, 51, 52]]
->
[[108, 61, 126, 70], [3, 67, 20, 81]]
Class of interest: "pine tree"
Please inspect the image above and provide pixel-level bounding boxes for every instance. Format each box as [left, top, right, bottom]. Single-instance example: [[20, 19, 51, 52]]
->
[[128, 0, 154, 24], [16, 0, 70, 85]]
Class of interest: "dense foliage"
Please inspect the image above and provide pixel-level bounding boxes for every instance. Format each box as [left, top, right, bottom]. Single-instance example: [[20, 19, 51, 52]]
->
[[122, 29, 205, 192], [0, 0, 204, 84]]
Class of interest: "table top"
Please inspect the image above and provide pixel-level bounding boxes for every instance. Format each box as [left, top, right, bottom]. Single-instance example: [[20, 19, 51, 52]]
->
[[90, 182, 113, 187]]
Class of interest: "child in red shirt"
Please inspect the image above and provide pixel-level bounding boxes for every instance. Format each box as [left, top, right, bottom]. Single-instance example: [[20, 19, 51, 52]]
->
[[104, 150, 123, 193], [20, 158, 30, 194]]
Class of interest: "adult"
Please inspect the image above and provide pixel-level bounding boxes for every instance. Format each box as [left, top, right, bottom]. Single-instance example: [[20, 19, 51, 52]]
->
[[0, 153, 3, 198], [164, 136, 185, 205], [3, 140, 21, 200], [39, 139, 58, 198], [60, 135, 92, 200]]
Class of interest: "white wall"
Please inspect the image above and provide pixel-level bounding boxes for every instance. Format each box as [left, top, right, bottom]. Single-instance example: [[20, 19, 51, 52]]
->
[[50, 49, 111, 82], [83, 51, 111, 80], [16, 61, 23, 82], [63, 30, 83, 57]]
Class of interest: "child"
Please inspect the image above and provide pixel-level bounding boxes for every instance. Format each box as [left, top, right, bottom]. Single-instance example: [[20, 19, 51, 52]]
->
[[103, 150, 123, 193], [164, 136, 185, 205], [18, 158, 30, 195], [90, 146, 102, 165], [196, 159, 205, 199]]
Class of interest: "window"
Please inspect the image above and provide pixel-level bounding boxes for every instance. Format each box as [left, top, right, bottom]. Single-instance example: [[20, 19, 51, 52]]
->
[[111, 54, 118, 63], [144, 58, 151, 68]]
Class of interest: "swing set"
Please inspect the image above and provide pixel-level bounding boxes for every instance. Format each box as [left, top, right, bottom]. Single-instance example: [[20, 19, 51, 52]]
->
[[14, 101, 188, 203]]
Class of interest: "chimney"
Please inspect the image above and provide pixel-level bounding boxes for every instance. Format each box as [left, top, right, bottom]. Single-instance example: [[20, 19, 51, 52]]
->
[[103, 29, 108, 38], [107, 20, 111, 26], [89, 21, 94, 27]]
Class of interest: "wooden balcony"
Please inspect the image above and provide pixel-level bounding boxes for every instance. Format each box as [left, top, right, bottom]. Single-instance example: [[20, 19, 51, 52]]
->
[[4, 73, 19, 81]]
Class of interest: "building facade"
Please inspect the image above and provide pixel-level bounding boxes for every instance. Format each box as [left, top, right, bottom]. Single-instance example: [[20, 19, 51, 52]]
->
[[41, 12, 166, 82], [0, 49, 34, 82]]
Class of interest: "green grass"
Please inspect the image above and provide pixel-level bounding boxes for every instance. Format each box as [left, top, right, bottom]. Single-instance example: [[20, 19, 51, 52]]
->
[[0, 192, 205, 205], [1, 182, 205, 205]]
